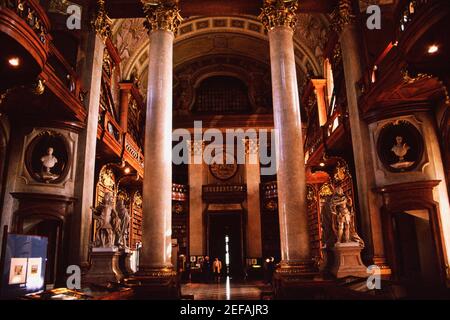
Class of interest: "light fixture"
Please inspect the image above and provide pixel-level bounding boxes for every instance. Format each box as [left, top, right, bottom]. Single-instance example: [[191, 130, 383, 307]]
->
[[319, 162, 325, 167], [428, 44, 439, 54], [124, 167, 131, 174], [8, 56, 20, 67]]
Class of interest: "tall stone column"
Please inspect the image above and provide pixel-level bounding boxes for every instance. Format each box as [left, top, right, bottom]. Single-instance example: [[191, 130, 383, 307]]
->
[[332, 0, 389, 271], [245, 138, 262, 259], [130, 1, 182, 298], [259, 0, 314, 276], [188, 139, 205, 256], [72, 0, 110, 269]]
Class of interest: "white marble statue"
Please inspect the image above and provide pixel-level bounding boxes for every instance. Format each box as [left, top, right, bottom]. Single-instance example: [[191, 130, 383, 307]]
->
[[115, 199, 130, 249], [40, 147, 59, 181], [91, 192, 120, 248], [390, 136, 414, 169], [330, 186, 364, 247]]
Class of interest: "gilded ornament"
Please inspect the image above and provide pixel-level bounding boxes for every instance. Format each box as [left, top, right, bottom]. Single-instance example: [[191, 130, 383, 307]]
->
[[258, 0, 299, 32]]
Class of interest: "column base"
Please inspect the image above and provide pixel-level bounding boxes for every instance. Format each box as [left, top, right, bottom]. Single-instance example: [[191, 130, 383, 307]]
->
[[118, 248, 135, 277], [372, 256, 392, 276], [331, 242, 367, 278], [124, 266, 179, 300], [273, 260, 327, 299], [83, 248, 123, 285]]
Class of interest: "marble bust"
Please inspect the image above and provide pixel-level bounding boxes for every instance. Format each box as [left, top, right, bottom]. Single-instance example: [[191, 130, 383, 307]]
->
[[40, 147, 59, 181], [390, 136, 414, 169]]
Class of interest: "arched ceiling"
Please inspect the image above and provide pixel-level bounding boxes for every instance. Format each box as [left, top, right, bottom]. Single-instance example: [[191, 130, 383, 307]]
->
[[111, 14, 330, 97]]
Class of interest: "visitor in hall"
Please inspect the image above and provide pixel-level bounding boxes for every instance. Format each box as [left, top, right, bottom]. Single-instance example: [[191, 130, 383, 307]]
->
[[212, 257, 222, 283]]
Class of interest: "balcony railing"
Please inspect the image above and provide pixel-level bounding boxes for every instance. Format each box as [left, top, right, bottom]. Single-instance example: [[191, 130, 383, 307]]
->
[[0, 0, 51, 67], [1, 0, 50, 44]]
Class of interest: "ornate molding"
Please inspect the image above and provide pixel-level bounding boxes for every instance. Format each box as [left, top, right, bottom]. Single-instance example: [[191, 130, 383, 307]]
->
[[331, 0, 356, 34], [258, 0, 299, 32], [142, 1, 183, 34], [92, 0, 112, 42]]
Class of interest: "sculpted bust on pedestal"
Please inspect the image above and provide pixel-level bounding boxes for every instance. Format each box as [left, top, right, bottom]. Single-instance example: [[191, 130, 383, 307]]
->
[[40, 147, 59, 181]]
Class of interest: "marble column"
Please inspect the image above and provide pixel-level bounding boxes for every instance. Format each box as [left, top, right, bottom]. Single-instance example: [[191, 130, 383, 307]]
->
[[188, 139, 205, 256], [311, 79, 328, 127], [131, 1, 182, 294], [332, 0, 389, 270], [71, 2, 110, 268], [259, 0, 314, 274], [245, 138, 262, 258]]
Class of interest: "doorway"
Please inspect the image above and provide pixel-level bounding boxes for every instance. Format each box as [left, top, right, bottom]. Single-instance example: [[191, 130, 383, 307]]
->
[[394, 211, 441, 292], [20, 217, 62, 286], [207, 212, 244, 278]]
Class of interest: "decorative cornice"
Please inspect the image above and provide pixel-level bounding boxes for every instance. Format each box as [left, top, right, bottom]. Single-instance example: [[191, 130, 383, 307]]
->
[[331, 0, 356, 34], [142, 1, 183, 34], [92, 0, 112, 42], [258, 0, 299, 32]]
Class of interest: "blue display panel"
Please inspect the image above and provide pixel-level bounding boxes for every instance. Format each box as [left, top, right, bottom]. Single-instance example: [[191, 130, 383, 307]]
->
[[1, 234, 48, 299]]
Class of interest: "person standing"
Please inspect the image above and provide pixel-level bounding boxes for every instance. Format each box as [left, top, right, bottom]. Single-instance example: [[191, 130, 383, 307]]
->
[[202, 256, 212, 283], [212, 257, 222, 282]]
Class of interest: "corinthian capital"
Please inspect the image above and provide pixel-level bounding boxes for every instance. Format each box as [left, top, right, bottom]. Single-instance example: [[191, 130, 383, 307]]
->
[[258, 0, 299, 32], [92, 0, 112, 42], [142, 0, 183, 34], [331, 0, 356, 34]]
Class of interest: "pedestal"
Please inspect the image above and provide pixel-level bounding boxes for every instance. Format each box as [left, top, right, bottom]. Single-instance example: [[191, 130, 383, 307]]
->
[[124, 267, 179, 300], [119, 248, 135, 277], [331, 242, 368, 278], [84, 248, 123, 285]]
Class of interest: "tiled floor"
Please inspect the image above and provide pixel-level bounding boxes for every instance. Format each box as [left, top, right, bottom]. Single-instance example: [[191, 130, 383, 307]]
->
[[181, 278, 271, 300]]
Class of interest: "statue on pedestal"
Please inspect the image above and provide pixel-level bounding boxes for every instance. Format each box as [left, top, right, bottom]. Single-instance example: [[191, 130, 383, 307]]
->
[[115, 199, 130, 249], [91, 192, 120, 248], [40, 147, 59, 182], [329, 186, 368, 278], [390, 135, 414, 169], [330, 186, 364, 247]]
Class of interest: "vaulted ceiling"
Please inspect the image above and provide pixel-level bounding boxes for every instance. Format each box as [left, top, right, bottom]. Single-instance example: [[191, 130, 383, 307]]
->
[[111, 13, 330, 98]]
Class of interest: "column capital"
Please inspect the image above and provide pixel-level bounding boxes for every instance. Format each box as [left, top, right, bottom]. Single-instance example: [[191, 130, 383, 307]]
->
[[331, 0, 356, 35], [92, 0, 112, 42], [258, 0, 299, 32], [311, 78, 327, 90], [142, 0, 183, 34]]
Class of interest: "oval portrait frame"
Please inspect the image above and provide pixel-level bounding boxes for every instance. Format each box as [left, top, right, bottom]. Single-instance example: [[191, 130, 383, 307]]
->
[[376, 120, 424, 173], [25, 131, 71, 184]]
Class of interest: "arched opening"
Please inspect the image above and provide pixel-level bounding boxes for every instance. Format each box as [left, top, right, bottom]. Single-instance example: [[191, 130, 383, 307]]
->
[[192, 76, 251, 115]]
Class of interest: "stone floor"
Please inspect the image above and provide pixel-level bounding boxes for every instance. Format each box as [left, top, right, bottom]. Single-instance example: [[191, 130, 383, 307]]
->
[[181, 278, 272, 300]]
